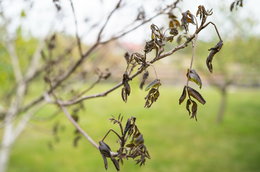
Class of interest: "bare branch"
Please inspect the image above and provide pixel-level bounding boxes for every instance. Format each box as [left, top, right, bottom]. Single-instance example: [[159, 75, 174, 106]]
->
[[69, 0, 83, 57], [100, 0, 181, 44], [96, 0, 123, 43], [57, 100, 98, 149], [202, 22, 223, 41], [186, 34, 198, 86]]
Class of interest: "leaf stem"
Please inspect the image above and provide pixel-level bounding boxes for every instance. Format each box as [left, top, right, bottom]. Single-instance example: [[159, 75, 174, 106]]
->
[[186, 34, 198, 87]]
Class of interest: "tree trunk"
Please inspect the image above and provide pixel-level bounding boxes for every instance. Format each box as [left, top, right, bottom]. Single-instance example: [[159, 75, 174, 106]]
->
[[216, 87, 227, 123], [0, 145, 11, 172], [0, 122, 14, 172]]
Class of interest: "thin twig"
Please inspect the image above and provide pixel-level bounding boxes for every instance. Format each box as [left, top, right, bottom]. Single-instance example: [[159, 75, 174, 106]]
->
[[100, 0, 181, 44], [186, 34, 198, 86], [102, 129, 122, 142], [58, 102, 99, 149], [96, 0, 122, 43], [76, 76, 102, 98], [69, 0, 83, 57], [202, 22, 223, 41]]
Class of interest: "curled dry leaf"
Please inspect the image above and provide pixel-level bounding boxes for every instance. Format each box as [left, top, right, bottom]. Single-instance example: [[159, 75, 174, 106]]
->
[[191, 100, 198, 120], [99, 141, 120, 171], [144, 88, 160, 108], [169, 19, 181, 29], [124, 52, 130, 64], [168, 12, 177, 20], [133, 53, 146, 65], [121, 74, 131, 102], [187, 86, 206, 105], [99, 141, 111, 170], [206, 40, 223, 73], [181, 10, 195, 32], [186, 99, 192, 115], [185, 99, 198, 120], [187, 69, 202, 88], [150, 24, 163, 39], [144, 40, 156, 53], [170, 28, 178, 36], [179, 86, 187, 105], [196, 5, 213, 20]]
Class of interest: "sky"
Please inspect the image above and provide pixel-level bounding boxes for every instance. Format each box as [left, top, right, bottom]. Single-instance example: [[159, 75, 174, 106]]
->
[[1, 0, 260, 44]]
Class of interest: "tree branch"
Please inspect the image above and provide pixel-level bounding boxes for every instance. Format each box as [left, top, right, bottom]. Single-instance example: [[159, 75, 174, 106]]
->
[[21, 0, 182, 113], [57, 100, 99, 149], [100, 0, 181, 44], [96, 0, 123, 43]]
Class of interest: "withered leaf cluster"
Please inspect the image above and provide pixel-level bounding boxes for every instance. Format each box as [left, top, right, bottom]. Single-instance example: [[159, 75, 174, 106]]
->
[[132, 53, 146, 65], [99, 115, 150, 171], [181, 10, 195, 32], [177, 5, 223, 120], [179, 86, 206, 120], [144, 79, 161, 108], [168, 13, 181, 37], [196, 5, 213, 24], [179, 69, 206, 120], [144, 24, 165, 55], [144, 23, 180, 56]]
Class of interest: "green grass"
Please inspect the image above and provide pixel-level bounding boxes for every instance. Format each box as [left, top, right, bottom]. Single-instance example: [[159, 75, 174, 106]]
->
[[4, 85, 260, 172]]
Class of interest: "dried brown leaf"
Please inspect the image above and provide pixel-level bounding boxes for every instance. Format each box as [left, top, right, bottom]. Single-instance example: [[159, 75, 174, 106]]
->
[[187, 86, 206, 105], [179, 86, 187, 104], [187, 69, 202, 88], [206, 41, 223, 73]]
